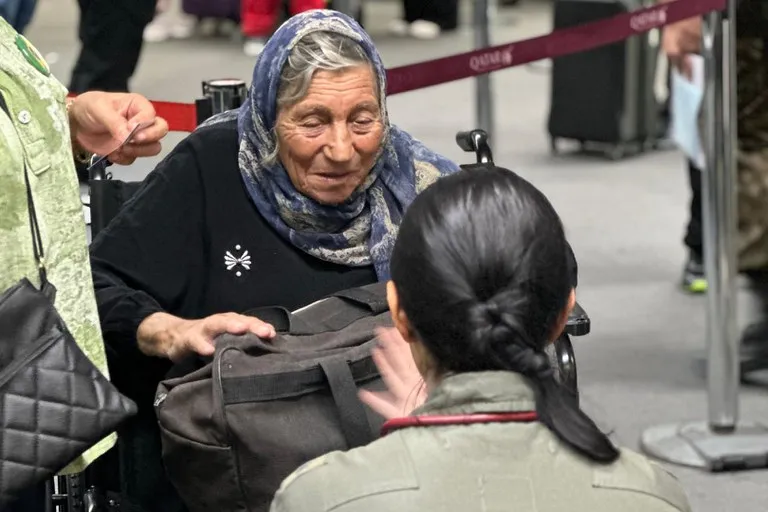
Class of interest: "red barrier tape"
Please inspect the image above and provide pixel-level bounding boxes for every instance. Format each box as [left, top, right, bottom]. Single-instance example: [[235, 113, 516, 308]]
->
[[385, 0, 725, 94], [83, 0, 725, 133], [150, 100, 198, 133]]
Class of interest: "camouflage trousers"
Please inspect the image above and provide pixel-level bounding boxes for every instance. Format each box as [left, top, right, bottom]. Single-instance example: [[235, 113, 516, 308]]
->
[[737, 148, 768, 270], [735, 33, 768, 271]]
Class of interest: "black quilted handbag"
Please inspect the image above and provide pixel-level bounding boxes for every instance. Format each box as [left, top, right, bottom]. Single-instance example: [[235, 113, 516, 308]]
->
[[0, 171, 137, 508]]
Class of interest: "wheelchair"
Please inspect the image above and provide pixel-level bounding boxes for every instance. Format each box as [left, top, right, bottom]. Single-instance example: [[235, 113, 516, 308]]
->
[[51, 116, 589, 512]]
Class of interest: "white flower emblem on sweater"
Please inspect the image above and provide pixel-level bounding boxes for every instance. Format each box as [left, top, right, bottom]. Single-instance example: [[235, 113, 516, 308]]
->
[[225, 245, 251, 277]]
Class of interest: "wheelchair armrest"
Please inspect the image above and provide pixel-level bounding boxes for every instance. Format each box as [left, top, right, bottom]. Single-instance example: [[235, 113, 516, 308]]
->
[[565, 301, 590, 337]]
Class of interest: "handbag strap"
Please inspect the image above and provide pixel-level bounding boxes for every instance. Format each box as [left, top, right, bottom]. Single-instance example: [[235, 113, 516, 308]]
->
[[23, 168, 48, 288]]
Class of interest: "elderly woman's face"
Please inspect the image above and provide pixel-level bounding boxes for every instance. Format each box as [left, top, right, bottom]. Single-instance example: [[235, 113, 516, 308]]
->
[[276, 65, 384, 205]]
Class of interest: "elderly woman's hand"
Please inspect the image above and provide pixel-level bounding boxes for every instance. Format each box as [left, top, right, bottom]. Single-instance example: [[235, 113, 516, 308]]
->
[[137, 312, 276, 362]]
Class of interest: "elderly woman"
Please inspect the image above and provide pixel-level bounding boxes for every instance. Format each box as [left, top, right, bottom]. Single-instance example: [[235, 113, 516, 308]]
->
[[89, 9, 458, 512]]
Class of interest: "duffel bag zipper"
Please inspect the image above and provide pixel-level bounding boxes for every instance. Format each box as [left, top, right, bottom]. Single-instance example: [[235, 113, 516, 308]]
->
[[0, 328, 61, 389]]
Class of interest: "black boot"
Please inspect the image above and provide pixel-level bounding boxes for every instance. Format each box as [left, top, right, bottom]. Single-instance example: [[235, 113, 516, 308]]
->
[[739, 271, 768, 379], [740, 319, 768, 375]]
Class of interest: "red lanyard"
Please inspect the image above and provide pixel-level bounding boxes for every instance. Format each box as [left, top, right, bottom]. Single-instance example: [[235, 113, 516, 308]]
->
[[381, 412, 538, 436]]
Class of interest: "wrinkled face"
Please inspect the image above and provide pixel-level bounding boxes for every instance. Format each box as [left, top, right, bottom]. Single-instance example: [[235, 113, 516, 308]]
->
[[275, 65, 385, 205]]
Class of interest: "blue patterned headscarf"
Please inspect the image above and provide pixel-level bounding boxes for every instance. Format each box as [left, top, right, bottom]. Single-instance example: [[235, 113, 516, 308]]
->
[[236, 9, 459, 280]]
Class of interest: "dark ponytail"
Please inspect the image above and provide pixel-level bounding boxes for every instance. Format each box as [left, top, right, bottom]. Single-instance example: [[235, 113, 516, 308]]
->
[[390, 167, 619, 464]]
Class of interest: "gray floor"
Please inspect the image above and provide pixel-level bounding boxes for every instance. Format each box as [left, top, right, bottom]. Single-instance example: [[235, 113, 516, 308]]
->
[[26, 0, 768, 510]]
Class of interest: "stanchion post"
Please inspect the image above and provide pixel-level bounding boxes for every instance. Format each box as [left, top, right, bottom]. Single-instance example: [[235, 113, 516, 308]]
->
[[329, 0, 359, 17], [197, 79, 248, 125], [702, 1, 738, 431], [639, 0, 768, 472], [202, 79, 248, 116], [473, 0, 494, 146]]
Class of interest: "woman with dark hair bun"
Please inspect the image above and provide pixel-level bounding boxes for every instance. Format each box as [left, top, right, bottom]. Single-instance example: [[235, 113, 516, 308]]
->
[[270, 167, 691, 512]]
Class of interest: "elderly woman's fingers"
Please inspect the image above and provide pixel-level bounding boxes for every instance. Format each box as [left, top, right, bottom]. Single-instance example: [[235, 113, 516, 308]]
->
[[187, 337, 216, 359], [216, 312, 275, 338], [239, 314, 277, 338], [200, 313, 251, 339]]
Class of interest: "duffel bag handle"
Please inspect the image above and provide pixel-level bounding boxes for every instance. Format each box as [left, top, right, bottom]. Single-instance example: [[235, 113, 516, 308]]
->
[[319, 358, 374, 449], [332, 284, 388, 315], [242, 306, 314, 333], [242, 284, 388, 336]]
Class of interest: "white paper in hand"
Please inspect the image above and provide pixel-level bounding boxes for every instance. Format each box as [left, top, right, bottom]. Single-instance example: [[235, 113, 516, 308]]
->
[[670, 54, 706, 170]]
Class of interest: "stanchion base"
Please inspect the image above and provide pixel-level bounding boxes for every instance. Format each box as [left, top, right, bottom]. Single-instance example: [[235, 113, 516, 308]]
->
[[640, 421, 768, 471]]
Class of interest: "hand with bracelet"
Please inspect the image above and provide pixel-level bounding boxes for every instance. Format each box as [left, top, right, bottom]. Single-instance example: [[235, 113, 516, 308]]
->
[[67, 91, 170, 166]]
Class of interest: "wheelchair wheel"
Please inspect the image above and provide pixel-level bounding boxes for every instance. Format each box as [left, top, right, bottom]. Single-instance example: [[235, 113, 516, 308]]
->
[[546, 333, 578, 399]]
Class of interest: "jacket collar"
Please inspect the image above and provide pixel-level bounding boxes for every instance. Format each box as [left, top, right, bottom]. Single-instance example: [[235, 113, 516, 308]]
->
[[413, 371, 537, 416]]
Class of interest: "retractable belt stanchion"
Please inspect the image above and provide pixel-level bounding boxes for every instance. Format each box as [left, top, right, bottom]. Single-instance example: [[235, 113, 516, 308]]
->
[[703, 0, 738, 431], [640, 0, 768, 471], [473, 0, 495, 146], [196, 78, 248, 124]]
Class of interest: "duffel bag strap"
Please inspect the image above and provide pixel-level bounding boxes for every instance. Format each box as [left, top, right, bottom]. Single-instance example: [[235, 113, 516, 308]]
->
[[319, 358, 373, 449]]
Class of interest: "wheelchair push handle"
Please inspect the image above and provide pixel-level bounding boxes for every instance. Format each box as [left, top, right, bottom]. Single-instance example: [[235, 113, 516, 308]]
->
[[455, 129, 494, 165]]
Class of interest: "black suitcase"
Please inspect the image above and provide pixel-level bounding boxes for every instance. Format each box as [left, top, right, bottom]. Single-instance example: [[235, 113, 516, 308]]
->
[[547, 0, 665, 160]]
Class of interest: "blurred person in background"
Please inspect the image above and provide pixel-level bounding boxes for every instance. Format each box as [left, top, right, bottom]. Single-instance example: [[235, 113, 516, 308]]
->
[[0, 0, 36, 33], [661, 0, 768, 375], [143, 0, 196, 43], [241, 0, 326, 57], [388, 0, 459, 40], [69, 0, 156, 93], [680, 159, 706, 293]]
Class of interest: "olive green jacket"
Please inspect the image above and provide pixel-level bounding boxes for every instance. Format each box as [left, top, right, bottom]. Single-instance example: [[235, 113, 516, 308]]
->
[[0, 18, 114, 474], [271, 372, 691, 512]]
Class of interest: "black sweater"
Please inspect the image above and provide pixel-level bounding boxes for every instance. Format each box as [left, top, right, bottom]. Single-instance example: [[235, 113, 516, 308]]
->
[[90, 118, 377, 397]]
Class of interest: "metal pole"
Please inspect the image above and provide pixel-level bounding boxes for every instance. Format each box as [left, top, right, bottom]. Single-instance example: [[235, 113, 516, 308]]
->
[[473, 0, 494, 145], [701, 0, 738, 431], [203, 79, 248, 115], [641, 0, 768, 472], [330, 0, 359, 18]]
